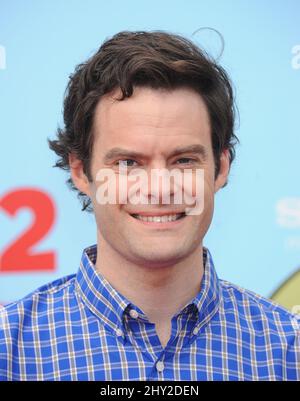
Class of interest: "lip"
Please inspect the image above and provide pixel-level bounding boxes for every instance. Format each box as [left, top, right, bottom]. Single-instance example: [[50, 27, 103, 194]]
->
[[128, 210, 186, 217], [128, 212, 187, 229]]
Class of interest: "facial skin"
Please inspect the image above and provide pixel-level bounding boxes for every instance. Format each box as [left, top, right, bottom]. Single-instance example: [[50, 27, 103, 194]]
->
[[69, 87, 229, 337]]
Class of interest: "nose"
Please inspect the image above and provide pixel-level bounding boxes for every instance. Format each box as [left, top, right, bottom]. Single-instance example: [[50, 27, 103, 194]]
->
[[139, 167, 181, 206]]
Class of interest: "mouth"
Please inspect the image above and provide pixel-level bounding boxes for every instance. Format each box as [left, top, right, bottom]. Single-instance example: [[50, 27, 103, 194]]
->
[[129, 212, 187, 228]]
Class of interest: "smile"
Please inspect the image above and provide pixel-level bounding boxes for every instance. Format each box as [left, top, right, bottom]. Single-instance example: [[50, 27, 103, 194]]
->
[[131, 213, 185, 222], [129, 212, 187, 228]]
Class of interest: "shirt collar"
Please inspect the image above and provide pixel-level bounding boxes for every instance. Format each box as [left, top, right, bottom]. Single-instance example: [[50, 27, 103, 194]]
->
[[75, 244, 132, 335], [183, 247, 221, 329], [75, 244, 220, 334]]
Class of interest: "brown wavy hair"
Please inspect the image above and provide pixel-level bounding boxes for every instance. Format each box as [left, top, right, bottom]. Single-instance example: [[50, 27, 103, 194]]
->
[[48, 30, 239, 212]]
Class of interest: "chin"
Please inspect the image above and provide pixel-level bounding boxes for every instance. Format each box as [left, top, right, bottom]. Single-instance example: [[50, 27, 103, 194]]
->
[[132, 245, 187, 265]]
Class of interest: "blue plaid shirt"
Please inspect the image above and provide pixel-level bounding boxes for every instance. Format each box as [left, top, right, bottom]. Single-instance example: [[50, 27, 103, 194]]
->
[[0, 244, 299, 381]]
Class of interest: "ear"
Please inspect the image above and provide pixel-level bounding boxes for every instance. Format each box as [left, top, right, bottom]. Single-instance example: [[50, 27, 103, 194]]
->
[[69, 153, 92, 197], [214, 149, 230, 193]]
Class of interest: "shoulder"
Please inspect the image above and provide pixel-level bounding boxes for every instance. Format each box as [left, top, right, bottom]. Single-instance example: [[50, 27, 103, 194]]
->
[[219, 279, 300, 336], [0, 274, 77, 329], [0, 274, 78, 380]]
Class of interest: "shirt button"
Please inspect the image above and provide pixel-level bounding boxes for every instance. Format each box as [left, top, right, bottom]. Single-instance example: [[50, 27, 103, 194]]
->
[[116, 328, 123, 337], [156, 360, 165, 372], [193, 326, 200, 335], [129, 309, 139, 319]]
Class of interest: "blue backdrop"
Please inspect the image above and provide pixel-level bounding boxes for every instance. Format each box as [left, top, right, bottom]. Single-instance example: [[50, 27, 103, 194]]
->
[[0, 0, 299, 305]]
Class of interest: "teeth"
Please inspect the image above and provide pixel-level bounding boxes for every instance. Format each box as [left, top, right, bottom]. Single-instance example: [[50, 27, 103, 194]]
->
[[133, 214, 183, 222]]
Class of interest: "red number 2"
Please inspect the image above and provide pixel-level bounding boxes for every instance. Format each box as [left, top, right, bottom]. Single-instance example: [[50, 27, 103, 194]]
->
[[0, 188, 56, 272]]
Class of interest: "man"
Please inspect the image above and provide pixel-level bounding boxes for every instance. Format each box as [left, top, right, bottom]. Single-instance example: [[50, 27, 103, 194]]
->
[[0, 30, 299, 381]]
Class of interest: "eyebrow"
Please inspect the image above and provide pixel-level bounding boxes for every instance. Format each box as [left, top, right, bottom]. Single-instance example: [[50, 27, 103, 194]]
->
[[103, 144, 208, 163]]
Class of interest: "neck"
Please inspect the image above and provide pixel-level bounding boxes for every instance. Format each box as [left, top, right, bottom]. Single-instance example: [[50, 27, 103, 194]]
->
[[94, 232, 204, 324]]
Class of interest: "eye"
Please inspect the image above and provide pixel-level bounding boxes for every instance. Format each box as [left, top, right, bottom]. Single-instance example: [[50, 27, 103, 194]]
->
[[116, 159, 138, 167], [175, 157, 196, 164]]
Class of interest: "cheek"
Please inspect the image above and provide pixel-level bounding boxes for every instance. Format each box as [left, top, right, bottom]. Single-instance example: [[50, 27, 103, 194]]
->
[[117, 174, 136, 205], [89, 179, 119, 222], [181, 169, 214, 207], [94, 203, 123, 242]]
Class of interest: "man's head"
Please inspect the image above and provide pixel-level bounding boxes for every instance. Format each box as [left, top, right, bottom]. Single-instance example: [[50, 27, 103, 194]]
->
[[48, 30, 238, 266]]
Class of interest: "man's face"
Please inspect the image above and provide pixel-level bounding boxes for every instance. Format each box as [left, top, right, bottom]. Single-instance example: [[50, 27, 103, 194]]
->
[[72, 86, 229, 267]]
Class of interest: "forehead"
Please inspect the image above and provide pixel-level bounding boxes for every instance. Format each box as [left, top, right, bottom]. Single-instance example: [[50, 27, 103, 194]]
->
[[92, 86, 211, 150]]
